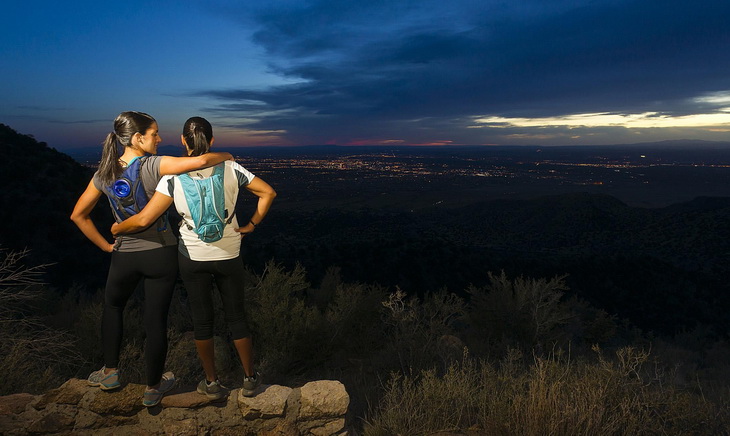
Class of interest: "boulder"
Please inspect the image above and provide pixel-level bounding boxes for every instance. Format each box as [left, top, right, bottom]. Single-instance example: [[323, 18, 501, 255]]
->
[[238, 385, 292, 419], [0, 393, 36, 415], [299, 380, 349, 419]]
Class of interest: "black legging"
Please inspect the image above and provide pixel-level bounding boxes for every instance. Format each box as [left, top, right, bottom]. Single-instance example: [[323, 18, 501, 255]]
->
[[178, 253, 251, 341], [102, 245, 177, 387]]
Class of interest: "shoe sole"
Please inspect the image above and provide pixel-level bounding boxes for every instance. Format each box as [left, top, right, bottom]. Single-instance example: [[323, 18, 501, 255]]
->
[[143, 394, 166, 407], [99, 383, 121, 391], [143, 378, 176, 407], [196, 387, 225, 401], [88, 380, 121, 391], [241, 388, 258, 397]]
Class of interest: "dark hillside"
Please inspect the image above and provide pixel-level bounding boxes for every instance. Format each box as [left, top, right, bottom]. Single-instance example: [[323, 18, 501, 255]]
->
[[242, 191, 730, 335], [0, 124, 111, 289]]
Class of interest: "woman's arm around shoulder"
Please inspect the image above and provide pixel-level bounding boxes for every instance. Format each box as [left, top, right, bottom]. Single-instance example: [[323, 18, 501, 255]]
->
[[70, 180, 115, 253], [158, 152, 234, 176], [111, 191, 174, 236]]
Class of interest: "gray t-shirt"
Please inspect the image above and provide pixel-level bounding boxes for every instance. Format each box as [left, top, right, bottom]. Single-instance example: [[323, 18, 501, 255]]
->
[[93, 155, 176, 252]]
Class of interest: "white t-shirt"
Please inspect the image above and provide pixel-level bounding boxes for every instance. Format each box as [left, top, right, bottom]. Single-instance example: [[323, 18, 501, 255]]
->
[[156, 160, 255, 261]]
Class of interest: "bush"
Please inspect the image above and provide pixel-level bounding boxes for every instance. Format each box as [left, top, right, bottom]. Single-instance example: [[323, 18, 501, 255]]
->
[[466, 271, 573, 356], [245, 261, 321, 383], [321, 277, 387, 364], [378, 287, 466, 375], [0, 249, 82, 394]]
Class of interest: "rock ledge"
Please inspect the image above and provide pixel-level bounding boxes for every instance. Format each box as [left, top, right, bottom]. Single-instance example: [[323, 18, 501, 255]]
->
[[0, 378, 349, 435]]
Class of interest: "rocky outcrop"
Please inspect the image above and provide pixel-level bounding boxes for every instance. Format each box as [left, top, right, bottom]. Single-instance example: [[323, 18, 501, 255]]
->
[[0, 378, 349, 435]]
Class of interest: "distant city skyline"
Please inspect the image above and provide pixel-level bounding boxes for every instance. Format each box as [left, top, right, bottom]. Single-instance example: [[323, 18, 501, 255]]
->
[[2, 0, 730, 150]]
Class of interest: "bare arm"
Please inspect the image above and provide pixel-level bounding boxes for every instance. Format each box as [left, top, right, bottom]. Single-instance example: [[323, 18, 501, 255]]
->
[[235, 177, 277, 235], [111, 192, 174, 236], [158, 152, 233, 176], [70, 180, 115, 252]]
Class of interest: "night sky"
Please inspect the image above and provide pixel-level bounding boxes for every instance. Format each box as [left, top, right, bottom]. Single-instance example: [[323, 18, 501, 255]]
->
[[2, 0, 730, 149]]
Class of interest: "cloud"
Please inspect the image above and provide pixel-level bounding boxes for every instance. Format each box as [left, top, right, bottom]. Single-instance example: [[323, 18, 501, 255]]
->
[[198, 0, 730, 145], [2, 105, 107, 126]]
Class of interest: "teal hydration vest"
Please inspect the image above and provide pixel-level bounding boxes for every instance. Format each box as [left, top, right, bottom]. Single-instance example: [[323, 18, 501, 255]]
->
[[178, 163, 234, 243]]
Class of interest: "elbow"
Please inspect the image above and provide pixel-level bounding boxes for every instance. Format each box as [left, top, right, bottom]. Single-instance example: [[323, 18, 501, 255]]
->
[[70, 211, 83, 225], [137, 215, 154, 228], [264, 189, 277, 202], [194, 156, 208, 168]]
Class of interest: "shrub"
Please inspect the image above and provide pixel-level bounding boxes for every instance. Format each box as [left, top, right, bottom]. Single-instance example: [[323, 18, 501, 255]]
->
[[245, 261, 322, 383], [0, 249, 82, 394], [378, 287, 466, 375], [365, 359, 482, 435], [321, 279, 387, 363], [466, 271, 573, 356]]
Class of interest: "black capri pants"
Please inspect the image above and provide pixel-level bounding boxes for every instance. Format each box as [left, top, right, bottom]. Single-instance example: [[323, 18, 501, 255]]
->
[[178, 252, 251, 341], [103, 245, 177, 387]]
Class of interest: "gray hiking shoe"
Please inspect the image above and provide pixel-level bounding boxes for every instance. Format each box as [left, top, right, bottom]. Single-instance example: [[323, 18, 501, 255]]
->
[[197, 379, 226, 401], [143, 372, 176, 407], [241, 371, 261, 398], [87, 366, 120, 391]]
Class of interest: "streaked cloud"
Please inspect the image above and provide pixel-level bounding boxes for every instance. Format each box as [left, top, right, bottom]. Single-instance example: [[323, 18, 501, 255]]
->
[[475, 111, 730, 129]]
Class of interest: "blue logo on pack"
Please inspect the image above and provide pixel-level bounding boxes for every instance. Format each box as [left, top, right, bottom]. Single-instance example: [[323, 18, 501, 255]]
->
[[112, 179, 132, 199], [179, 163, 234, 243]]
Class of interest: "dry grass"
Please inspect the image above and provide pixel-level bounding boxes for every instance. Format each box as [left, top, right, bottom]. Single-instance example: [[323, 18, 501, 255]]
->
[[365, 347, 730, 436]]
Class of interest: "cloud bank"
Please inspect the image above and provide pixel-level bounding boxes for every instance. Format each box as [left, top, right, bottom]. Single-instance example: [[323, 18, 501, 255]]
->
[[199, 0, 730, 146]]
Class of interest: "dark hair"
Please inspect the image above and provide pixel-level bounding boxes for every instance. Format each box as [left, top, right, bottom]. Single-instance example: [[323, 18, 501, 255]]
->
[[97, 111, 157, 185], [182, 117, 213, 157]]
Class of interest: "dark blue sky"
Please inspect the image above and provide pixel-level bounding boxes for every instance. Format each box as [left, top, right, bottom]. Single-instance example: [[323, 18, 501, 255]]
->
[[2, 0, 730, 149]]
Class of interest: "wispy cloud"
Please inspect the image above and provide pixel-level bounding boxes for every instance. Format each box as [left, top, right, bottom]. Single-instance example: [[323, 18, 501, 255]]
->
[[3, 106, 107, 126]]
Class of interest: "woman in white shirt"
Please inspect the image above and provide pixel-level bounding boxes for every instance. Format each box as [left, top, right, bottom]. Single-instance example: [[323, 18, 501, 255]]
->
[[111, 117, 276, 400]]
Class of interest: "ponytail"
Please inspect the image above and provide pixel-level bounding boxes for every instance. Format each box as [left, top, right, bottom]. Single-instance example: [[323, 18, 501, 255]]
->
[[98, 132, 122, 185], [182, 117, 213, 157], [189, 130, 211, 156]]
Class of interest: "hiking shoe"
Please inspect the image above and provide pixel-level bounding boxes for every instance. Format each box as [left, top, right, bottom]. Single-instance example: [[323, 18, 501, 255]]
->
[[241, 372, 261, 398], [143, 372, 176, 407], [87, 366, 120, 391], [197, 379, 226, 401]]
